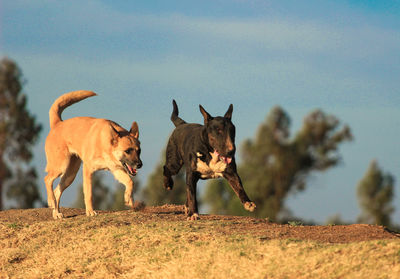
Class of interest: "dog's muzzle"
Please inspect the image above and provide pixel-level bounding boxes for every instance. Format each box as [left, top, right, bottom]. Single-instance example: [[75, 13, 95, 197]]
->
[[214, 150, 233, 164], [121, 160, 142, 177]]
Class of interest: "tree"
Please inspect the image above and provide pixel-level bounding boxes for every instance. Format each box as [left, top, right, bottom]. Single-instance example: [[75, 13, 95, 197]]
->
[[72, 171, 137, 210], [204, 106, 352, 222], [108, 183, 127, 211], [357, 160, 394, 227], [325, 214, 349, 225], [73, 171, 110, 210], [0, 58, 42, 209], [6, 167, 42, 209], [142, 152, 187, 206]]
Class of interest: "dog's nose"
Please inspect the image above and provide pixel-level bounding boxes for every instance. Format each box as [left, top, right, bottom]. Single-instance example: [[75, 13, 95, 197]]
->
[[137, 161, 143, 169]]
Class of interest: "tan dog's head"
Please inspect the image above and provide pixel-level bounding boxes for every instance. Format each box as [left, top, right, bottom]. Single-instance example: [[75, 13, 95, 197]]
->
[[110, 121, 142, 177]]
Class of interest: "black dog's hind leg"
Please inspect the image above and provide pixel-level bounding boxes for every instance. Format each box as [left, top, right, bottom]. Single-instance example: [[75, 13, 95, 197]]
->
[[163, 141, 183, 190], [163, 164, 181, 190], [224, 168, 256, 212], [185, 171, 200, 220]]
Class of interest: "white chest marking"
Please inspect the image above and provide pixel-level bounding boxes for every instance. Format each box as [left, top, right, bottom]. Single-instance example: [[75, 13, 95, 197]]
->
[[196, 152, 227, 179]]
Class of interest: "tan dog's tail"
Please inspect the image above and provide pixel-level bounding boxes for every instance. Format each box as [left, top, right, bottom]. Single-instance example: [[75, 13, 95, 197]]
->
[[49, 90, 97, 128]]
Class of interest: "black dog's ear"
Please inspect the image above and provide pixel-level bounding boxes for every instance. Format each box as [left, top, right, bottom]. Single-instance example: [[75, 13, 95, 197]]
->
[[224, 104, 233, 120], [129, 121, 139, 139], [199, 105, 213, 124]]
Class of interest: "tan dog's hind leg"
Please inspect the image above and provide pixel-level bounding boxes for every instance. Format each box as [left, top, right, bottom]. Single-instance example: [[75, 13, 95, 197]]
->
[[112, 169, 134, 208], [45, 144, 72, 219], [45, 174, 64, 220], [83, 165, 97, 217], [53, 156, 82, 218], [44, 172, 60, 212]]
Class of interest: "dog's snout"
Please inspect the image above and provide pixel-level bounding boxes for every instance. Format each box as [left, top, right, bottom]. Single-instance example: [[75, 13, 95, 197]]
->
[[225, 136, 234, 152], [227, 149, 235, 157], [137, 160, 143, 169], [226, 137, 235, 156]]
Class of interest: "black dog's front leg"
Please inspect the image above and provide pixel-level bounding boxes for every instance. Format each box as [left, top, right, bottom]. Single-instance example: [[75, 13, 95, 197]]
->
[[185, 170, 200, 220], [223, 167, 256, 212]]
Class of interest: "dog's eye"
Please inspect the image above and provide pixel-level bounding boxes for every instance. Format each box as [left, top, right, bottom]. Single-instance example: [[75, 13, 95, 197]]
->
[[125, 148, 133, 155]]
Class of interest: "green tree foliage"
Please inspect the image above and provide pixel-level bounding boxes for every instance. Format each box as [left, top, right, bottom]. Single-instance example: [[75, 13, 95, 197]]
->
[[0, 58, 42, 210], [142, 152, 187, 206], [72, 171, 136, 210], [6, 167, 42, 209], [325, 214, 349, 226], [73, 171, 110, 210], [108, 183, 128, 211], [204, 106, 352, 222], [357, 160, 394, 227]]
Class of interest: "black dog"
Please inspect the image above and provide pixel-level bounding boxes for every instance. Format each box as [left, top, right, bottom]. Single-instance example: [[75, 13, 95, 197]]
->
[[163, 100, 256, 220]]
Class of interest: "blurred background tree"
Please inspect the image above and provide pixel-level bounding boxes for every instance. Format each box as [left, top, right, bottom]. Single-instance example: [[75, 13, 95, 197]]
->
[[0, 57, 42, 210], [73, 171, 110, 210], [108, 183, 128, 211], [142, 151, 187, 206], [357, 160, 394, 227], [325, 214, 349, 225], [203, 106, 352, 222], [6, 167, 42, 209], [72, 171, 138, 210]]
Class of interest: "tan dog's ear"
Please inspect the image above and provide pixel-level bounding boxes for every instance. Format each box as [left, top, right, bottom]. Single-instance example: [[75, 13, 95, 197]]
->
[[110, 124, 121, 146], [199, 105, 213, 125], [130, 121, 139, 139], [110, 124, 123, 145]]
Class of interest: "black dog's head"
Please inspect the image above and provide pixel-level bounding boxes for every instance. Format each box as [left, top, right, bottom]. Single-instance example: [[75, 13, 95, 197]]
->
[[199, 104, 236, 164]]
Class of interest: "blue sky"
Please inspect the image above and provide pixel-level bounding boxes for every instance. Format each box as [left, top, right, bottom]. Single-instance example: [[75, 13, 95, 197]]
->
[[1, 0, 399, 223]]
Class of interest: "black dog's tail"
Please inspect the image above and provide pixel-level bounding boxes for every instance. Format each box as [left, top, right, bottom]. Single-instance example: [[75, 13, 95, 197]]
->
[[171, 100, 186, 127]]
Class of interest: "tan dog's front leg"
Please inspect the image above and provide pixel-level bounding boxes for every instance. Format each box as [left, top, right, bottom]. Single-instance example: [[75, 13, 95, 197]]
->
[[83, 166, 97, 217], [112, 169, 134, 208]]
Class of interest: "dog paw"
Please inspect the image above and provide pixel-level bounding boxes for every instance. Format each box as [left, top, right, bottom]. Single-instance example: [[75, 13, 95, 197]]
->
[[86, 210, 98, 217], [244, 201, 256, 212], [125, 199, 134, 208], [52, 210, 64, 220], [163, 176, 174, 190], [187, 213, 200, 221]]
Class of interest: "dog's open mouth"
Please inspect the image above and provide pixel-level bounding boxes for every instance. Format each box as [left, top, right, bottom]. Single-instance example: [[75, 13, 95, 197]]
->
[[214, 150, 232, 164], [122, 162, 137, 177]]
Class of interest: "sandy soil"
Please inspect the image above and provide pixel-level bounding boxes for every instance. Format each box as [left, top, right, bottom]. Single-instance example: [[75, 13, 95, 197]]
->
[[0, 204, 398, 243]]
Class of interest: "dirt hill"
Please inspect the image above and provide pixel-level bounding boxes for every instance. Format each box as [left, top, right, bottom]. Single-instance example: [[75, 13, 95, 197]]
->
[[0, 204, 398, 243]]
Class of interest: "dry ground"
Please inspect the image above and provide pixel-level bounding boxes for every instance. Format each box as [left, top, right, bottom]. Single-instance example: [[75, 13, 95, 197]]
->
[[0, 204, 398, 243], [1, 205, 400, 278]]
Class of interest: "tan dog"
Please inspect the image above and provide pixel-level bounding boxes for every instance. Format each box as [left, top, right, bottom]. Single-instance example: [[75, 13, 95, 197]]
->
[[44, 91, 142, 219]]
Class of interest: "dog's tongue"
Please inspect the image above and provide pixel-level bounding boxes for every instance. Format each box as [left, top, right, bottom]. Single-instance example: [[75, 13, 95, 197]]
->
[[224, 157, 232, 164], [214, 150, 232, 164], [127, 164, 136, 175]]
